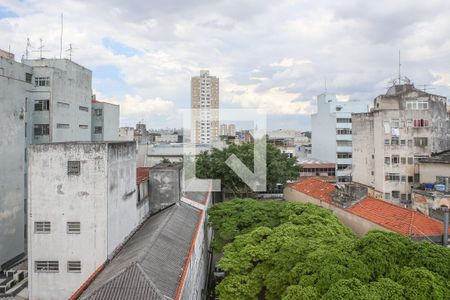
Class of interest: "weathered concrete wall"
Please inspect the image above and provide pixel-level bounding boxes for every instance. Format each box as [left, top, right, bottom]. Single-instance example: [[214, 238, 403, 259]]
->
[[0, 57, 30, 268], [284, 187, 390, 237], [419, 162, 450, 184], [28, 143, 109, 300], [106, 142, 143, 254], [149, 165, 182, 213], [352, 113, 375, 188]]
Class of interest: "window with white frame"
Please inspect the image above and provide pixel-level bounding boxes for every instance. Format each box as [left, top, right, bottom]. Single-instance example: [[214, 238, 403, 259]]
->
[[34, 100, 49, 111], [35, 261, 59, 273], [34, 77, 50, 87]]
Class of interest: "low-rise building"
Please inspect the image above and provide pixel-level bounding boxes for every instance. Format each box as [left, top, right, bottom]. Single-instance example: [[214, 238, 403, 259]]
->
[[412, 150, 450, 221], [297, 158, 336, 183], [91, 97, 120, 141], [27, 142, 149, 300], [284, 178, 449, 244]]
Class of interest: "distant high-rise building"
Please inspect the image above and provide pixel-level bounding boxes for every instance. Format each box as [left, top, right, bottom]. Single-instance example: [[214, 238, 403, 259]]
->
[[191, 70, 219, 144], [220, 124, 227, 136], [228, 124, 236, 137], [311, 92, 367, 182]]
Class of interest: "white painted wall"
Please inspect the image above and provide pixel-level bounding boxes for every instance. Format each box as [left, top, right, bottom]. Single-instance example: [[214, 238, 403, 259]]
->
[[92, 101, 120, 141], [28, 141, 145, 300], [0, 56, 30, 268]]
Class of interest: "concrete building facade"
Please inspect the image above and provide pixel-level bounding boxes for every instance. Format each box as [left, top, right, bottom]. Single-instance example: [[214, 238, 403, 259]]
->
[[352, 84, 450, 205], [311, 93, 366, 182], [191, 70, 219, 144], [0, 53, 31, 269], [91, 98, 120, 141], [23, 59, 92, 144], [27, 142, 149, 300]]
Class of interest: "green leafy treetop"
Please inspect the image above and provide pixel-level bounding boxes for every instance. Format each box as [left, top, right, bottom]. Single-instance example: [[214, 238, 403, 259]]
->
[[209, 199, 450, 300]]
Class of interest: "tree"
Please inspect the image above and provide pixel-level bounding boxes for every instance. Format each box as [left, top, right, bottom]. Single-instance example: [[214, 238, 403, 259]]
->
[[210, 200, 450, 299], [196, 142, 299, 197]]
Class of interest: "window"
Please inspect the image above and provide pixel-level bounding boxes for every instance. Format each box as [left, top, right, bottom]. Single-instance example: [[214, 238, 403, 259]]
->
[[392, 191, 400, 199], [413, 119, 429, 128], [384, 139, 390, 145], [400, 139, 406, 145], [408, 157, 413, 165], [385, 173, 400, 181], [401, 176, 406, 182], [408, 176, 414, 183], [414, 137, 428, 147], [35, 261, 59, 273], [391, 155, 399, 164], [407, 139, 412, 147], [391, 137, 399, 145], [34, 77, 50, 87], [337, 152, 352, 159], [68, 161, 80, 175], [406, 119, 412, 127], [34, 221, 50, 233], [67, 261, 81, 273], [79, 106, 89, 112], [384, 157, 390, 165], [384, 193, 390, 200], [336, 128, 352, 135], [34, 124, 49, 136], [25, 73, 32, 83], [67, 222, 80, 234], [406, 99, 428, 110], [337, 164, 351, 170], [79, 125, 88, 129], [337, 118, 352, 123], [401, 194, 407, 201], [57, 123, 69, 129], [401, 157, 406, 164], [57, 101, 69, 108], [94, 109, 103, 116], [391, 119, 400, 128], [34, 100, 49, 111], [94, 126, 103, 134]]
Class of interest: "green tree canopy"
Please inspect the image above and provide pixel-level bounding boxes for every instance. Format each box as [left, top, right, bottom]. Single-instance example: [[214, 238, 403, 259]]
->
[[196, 142, 299, 197], [210, 199, 450, 300]]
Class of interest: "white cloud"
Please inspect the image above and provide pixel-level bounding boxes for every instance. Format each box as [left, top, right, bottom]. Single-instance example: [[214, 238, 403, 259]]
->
[[270, 58, 312, 68]]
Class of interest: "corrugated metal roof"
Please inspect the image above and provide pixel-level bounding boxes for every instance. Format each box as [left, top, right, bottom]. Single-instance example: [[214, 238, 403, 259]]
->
[[80, 203, 200, 300]]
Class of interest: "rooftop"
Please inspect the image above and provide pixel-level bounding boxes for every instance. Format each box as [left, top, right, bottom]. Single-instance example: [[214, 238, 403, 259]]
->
[[421, 149, 450, 164], [347, 197, 449, 237], [288, 178, 335, 204], [289, 178, 449, 237], [136, 167, 150, 185], [79, 203, 200, 300]]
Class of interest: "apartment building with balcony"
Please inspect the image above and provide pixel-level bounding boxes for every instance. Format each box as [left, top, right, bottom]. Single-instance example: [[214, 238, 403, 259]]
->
[[352, 83, 450, 206], [311, 92, 366, 182]]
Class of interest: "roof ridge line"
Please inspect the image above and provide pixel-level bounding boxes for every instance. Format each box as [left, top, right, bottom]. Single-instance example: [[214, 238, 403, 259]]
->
[[135, 263, 168, 299]]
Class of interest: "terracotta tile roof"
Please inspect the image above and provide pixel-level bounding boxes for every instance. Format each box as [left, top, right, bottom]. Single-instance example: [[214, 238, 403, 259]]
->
[[346, 197, 449, 237], [136, 167, 150, 185], [287, 178, 449, 237], [288, 177, 336, 204]]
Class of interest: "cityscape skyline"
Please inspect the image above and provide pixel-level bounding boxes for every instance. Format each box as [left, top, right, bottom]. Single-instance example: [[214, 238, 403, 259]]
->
[[2, 1, 450, 130]]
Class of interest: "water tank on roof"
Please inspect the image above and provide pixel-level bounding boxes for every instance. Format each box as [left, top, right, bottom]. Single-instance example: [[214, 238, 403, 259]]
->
[[424, 183, 434, 190], [435, 184, 446, 192]]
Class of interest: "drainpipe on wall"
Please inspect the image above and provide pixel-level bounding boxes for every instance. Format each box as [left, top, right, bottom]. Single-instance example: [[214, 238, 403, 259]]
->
[[442, 205, 449, 247]]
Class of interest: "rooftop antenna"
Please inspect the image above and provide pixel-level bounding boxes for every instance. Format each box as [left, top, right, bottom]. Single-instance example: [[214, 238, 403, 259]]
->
[[25, 38, 31, 59], [398, 49, 401, 85], [324, 77, 327, 93], [31, 38, 49, 59], [60, 13, 63, 59], [65, 43, 73, 60], [417, 84, 436, 92]]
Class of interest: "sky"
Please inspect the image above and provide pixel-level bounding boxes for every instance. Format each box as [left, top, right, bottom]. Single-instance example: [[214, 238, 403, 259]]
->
[[1, 0, 450, 130]]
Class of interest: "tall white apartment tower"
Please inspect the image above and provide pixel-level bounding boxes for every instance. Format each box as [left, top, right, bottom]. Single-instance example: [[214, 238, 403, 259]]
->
[[311, 92, 367, 182], [191, 70, 219, 144]]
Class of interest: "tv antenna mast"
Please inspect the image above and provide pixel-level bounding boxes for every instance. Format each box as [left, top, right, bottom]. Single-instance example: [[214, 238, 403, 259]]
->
[[60, 13, 64, 59], [31, 38, 50, 59], [65, 44, 74, 60], [417, 84, 435, 92], [398, 49, 401, 85]]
